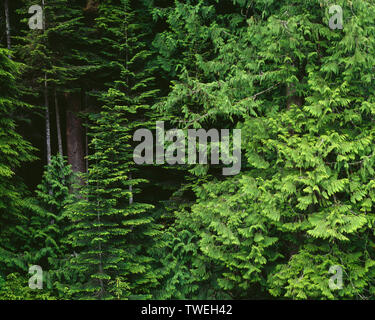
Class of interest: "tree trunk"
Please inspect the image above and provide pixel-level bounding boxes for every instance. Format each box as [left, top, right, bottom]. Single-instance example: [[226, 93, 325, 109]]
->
[[129, 173, 133, 205], [41, 0, 46, 28], [45, 75, 51, 166], [84, 92, 89, 172], [4, 0, 11, 55], [85, 124, 88, 172], [55, 89, 63, 156], [41, 0, 51, 166], [65, 92, 85, 173], [286, 83, 302, 109], [84, 0, 99, 13]]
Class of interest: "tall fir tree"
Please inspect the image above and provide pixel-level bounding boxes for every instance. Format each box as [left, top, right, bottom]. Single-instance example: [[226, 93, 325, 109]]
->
[[0, 48, 36, 277], [62, 0, 163, 299]]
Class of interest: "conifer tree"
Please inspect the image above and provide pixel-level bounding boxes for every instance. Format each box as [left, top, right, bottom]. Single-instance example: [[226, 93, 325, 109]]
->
[[3, 0, 375, 301], [154, 0, 375, 300], [0, 48, 36, 275], [17, 0, 102, 171], [151, 0, 253, 299], [23, 155, 75, 297], [63, 0, 163, 299]]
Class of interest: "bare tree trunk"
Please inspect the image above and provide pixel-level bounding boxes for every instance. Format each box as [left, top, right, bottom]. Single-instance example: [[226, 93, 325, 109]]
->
[[286, 83, 303, 109], [65, 92, 85, 174], [85, 125, 88, 172], [286, 83, 302, 138], [84, 0, 99, 13], [97, 210, 104, 298], [129, 173, 133, 205], [286, 61, 303, 110], [4, 0, 11, 55], [55, 89, 63, 156], [44, 75, 52, 166], [41, 0, 51, 166], [84, 92, 89, 172], [44, 75, 53, 209]]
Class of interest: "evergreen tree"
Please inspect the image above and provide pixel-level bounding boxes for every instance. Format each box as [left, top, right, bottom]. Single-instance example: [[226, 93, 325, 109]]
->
[[153, 0, 375, 300], [23, 155, 75, 297], [151, 0, 254, 299], [62, 0, 163, 299], [0, 48, 36, 276], [2, 0, 375, 301]]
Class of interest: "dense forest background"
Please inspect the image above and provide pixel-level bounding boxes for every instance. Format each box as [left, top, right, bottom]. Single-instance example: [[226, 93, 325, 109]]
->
[[1, 0, 375, 300]]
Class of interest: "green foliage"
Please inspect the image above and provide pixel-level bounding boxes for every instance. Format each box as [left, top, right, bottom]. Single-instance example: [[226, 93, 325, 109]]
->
[[2, 0, 375, 301], [0, 48, 36, 275], [0, 273, 56, 300], [60, 0, 163, 300], [153, 0, 375, 300], [21, 155, 76, 298]]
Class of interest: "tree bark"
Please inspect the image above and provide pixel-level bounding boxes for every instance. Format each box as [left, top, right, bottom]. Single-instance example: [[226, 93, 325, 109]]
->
[[41, 0, 46, 28], [85, 123, 88, 172], [45, 75, 51, 166], [4, 0, 11, 55], [65, 92, 85, 174], [84, 92, 89, 172], [84, 0, 99, 13], [41, 0, 51, 166], [286, 83, 303, 109], [55, 89, 63, 157], [129, 173, 133, 205]]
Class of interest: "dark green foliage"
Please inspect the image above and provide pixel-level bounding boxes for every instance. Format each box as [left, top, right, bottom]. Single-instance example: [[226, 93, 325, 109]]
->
[[0, 48, 36, 276], [22, 155, 75, 297], [60, 0, 163, 300], [2, 0, 375, 301]]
